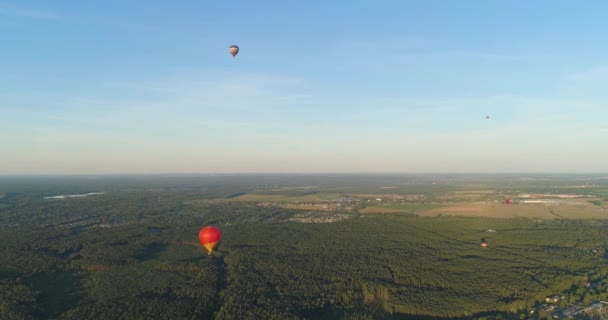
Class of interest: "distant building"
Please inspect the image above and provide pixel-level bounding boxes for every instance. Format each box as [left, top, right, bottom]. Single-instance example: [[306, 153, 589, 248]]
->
[[583, 301, 608, 315], [375, 198, 382, 201], [562, 305, 584, 317], [546, 295, 561, 304]]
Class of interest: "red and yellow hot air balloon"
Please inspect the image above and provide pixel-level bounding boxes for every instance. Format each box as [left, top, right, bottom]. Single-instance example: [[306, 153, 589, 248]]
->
[[199, 226, 221, 255], [228, 45, 239, 58]]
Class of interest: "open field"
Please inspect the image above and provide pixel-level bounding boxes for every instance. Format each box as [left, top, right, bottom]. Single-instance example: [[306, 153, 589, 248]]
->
[[360, 206, 407, 213], [360, 203, 443, 214], [184, 186, 608, 219], [420, 203, 608, 219], [295, 197, 608, 219], [435, 191, 501, 200], [551, 205, 608, 219], [348, 193, 421, 198], [212, 190, 608, 220], [420, 204, 557, 219]]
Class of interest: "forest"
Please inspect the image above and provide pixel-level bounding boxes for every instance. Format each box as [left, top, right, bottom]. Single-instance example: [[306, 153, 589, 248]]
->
[[1, 174, 608, 319]]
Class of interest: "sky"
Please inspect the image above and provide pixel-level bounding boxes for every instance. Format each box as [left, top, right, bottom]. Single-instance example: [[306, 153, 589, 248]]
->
[[1, 0, 608, 174]]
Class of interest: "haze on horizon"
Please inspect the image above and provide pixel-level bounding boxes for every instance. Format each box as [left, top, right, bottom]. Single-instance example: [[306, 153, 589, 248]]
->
[[2, 1, 608, 175]]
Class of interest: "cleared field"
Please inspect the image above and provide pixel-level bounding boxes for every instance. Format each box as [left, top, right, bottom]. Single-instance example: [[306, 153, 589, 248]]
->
[[360, 207, 405, 213], [348, 193, 417, 198], [419, 203, 608, 219], [360, 203, 443, 214], [551, 205, 608, 219], [436, 192, 499, 200], [420, 204, 556, 218]]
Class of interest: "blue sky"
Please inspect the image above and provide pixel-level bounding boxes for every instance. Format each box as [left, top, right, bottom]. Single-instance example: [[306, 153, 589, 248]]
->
[[1, 0, 607, 174]]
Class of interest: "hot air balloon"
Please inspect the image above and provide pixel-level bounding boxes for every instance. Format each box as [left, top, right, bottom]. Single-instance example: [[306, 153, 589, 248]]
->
[[199, 226, 221, 255], [481, 238, 488, 248], [228, 45, 239, 58], [505, 199, 512, 205], [486, 115, 490, 119]]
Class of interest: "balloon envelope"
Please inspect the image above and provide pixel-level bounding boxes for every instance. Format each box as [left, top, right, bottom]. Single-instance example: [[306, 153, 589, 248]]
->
[[199, 226, 221, 254], [229, 45, 239, 57]]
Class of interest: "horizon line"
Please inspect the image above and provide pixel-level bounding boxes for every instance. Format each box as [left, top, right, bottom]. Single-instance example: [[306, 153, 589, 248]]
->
[[1, 172, 608, 177]]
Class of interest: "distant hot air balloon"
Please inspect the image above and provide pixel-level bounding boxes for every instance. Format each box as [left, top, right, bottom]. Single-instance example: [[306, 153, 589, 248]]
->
[[199, 226, 221, 255], [481, 238, 487, 248], [505, 199, 512, 205], [228, 45, 239, 58], [486, 115, 490, 119]]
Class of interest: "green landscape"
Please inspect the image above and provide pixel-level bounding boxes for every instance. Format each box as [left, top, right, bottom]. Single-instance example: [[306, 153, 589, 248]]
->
[[1, 174, 608, 319]]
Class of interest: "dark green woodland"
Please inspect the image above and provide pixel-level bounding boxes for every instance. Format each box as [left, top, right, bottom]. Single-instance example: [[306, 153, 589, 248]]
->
[[1, 174, 608, 319]]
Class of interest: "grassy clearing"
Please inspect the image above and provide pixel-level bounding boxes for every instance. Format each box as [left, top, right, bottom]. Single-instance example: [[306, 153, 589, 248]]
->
[[420, 204, 543, 219], [380, 203, 443, 210], [360, 207, 407, 213], [360, 203, 443, 214], [551, 205, 608, 219], [436, 192, 498, 200], [348, 193, 416, 198], [419, 202, 608, 219]]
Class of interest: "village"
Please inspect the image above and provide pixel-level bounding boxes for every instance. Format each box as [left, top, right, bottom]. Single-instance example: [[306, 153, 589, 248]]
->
[[532, 281, 608, 319], [285, 212, 354, 224], [257, 196, 362, 212]]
